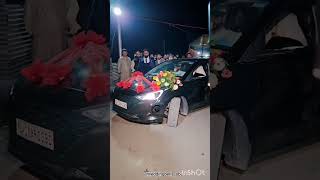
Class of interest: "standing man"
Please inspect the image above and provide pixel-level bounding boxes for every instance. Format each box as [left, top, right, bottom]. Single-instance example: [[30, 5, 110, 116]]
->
[[133, 50, 142, 71], [155, 54, 164, 65], [137, 49, 155, 74], [118, 49, 132, 81]]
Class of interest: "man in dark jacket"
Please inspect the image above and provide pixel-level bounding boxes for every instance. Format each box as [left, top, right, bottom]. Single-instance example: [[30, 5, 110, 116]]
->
[[137, 49, 155, 74]]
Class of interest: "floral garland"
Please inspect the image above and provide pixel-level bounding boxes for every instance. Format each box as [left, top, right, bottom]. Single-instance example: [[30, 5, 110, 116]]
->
[[116, 71, 182, 94], [210, 49, 232, 88], [21, 31, 109, 102], [152, 71, 182, 91], [116, 71, 160, 94]]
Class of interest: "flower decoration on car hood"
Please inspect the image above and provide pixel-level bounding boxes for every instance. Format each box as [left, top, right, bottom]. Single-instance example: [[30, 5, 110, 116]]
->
[[116, 71, 159, 94], [21, 31, 109, 102], [116, 70, 182, 94], [152, 71, 182, 91]]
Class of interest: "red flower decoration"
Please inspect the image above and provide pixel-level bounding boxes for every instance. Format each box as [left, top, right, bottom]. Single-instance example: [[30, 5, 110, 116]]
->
[[151, 82, 160, 91], [21, 59, 45, 82], [41, 64, 72, 86], [132, 71, 144, 77], [210, 56, 217, 64], [73, 31, 106, 48], [85, 74, 109, 102], [221, 69, 233, 79], [136, 84, 145, 94], [116, 81, 125, 88], [123, 81, 133, 89]]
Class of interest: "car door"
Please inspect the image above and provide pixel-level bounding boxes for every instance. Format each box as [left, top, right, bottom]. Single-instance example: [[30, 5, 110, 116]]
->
[[183, 63, 209, 110]]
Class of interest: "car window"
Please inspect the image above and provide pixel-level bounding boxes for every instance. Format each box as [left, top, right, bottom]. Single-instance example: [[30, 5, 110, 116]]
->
[[192, 65, 207, 77], [185, 64, 208, 81], [265, 13, 308, 49], [211, 1, 269, 48], [146, 60, 195, 78]]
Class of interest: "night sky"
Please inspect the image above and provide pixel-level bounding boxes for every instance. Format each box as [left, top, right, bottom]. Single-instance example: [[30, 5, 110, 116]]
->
[[110, 0, 209, 60]]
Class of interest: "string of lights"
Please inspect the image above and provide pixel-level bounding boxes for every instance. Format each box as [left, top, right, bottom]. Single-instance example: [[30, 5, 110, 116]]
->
[[133, 16, 207, 31]]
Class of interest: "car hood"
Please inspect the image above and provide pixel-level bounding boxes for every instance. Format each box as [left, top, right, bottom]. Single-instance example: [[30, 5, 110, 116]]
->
[[13, 77, 108, 111]]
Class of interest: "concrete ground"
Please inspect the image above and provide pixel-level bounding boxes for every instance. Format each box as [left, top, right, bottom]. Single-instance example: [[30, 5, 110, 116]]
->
[[110, 108, 211, 180], [0, 126, 23, 180], [219, 142, 320, 180], [0, 108, 320, 179]]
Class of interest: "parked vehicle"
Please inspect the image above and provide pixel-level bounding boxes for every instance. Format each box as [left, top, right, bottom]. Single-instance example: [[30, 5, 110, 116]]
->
[[211, 0, 320, 171], [112, 58, 210, 124], [6, 61, 109, 180]]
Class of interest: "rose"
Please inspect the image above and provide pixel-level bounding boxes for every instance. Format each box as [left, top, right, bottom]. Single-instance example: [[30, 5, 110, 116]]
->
[[221, 69, 232, 79], [209, 72, 219, 89], [123, 81, 132, 89], [312, 68, 320, 80], [159, 71, 164, 77], [132, 71, 143, 77], [116, 81, 124, 88], [176, 79, 181, 85], [161, 78, 166, 83], [164, 82, 169, 87], [136, 84, 145, 93], [156, 81, 161, 86], [213, 58, 226, 71], [151, 82, 160, 91]]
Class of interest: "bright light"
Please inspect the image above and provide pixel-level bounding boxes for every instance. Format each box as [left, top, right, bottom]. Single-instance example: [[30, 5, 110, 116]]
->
[[197, 51, 201, 55], [137, 90, 163, 101], [203, 53, 210, 58], [113, 7, 122, 16]]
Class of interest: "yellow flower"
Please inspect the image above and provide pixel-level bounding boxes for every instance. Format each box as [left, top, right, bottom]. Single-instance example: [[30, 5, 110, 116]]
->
[[153, 76, 159, 81], [163, 72, 168, 77], [156, 81, 161, 86]]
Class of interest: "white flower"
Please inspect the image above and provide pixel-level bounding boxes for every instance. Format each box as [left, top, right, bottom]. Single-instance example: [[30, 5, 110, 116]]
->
[[164, 82, 169, 87], [313, 68, 320, 80], [173, 84, 179, 90], [176, 79, 181, 84], [209, 72, 219, 89], [213, 58, 226, 71]]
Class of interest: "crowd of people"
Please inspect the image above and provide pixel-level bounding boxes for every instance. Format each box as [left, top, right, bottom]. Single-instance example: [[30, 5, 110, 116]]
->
[[117, 49, 194, 81]]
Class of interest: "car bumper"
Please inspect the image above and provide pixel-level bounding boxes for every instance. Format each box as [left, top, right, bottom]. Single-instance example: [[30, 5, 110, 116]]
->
[[112, 99, 165, 124]]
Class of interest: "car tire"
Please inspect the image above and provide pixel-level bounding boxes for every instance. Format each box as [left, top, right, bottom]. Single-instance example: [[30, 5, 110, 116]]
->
[[167, 97, 181, 127]]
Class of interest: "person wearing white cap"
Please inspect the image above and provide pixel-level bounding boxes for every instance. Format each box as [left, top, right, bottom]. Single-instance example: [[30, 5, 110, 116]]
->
[[117, 49, 132, 81]]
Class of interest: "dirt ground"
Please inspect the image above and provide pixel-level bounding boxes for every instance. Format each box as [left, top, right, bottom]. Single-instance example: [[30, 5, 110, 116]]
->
[[110, 108, 211, 180]]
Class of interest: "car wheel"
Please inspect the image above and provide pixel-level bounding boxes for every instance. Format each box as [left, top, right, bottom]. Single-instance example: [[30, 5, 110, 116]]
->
[[166, 97, 181, 127]]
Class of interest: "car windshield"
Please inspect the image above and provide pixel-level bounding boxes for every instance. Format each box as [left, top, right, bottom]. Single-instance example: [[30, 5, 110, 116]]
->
[[211, 0, 269, 48], [146, 60, 195, 78]]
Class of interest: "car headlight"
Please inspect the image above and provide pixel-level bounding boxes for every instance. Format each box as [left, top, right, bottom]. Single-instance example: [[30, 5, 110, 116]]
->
[[137, 90, 163, 100], [82, 107, 108, 123]]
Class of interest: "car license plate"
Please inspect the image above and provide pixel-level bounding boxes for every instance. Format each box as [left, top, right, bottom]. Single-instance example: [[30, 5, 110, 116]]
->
[[115, 99, 127, 109], [16, 118, 54, 150]]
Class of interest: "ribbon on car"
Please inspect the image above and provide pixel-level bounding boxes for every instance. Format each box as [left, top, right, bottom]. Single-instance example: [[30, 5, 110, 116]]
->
[[116, 71, 159, 93], [21, 31, 110, 102]]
